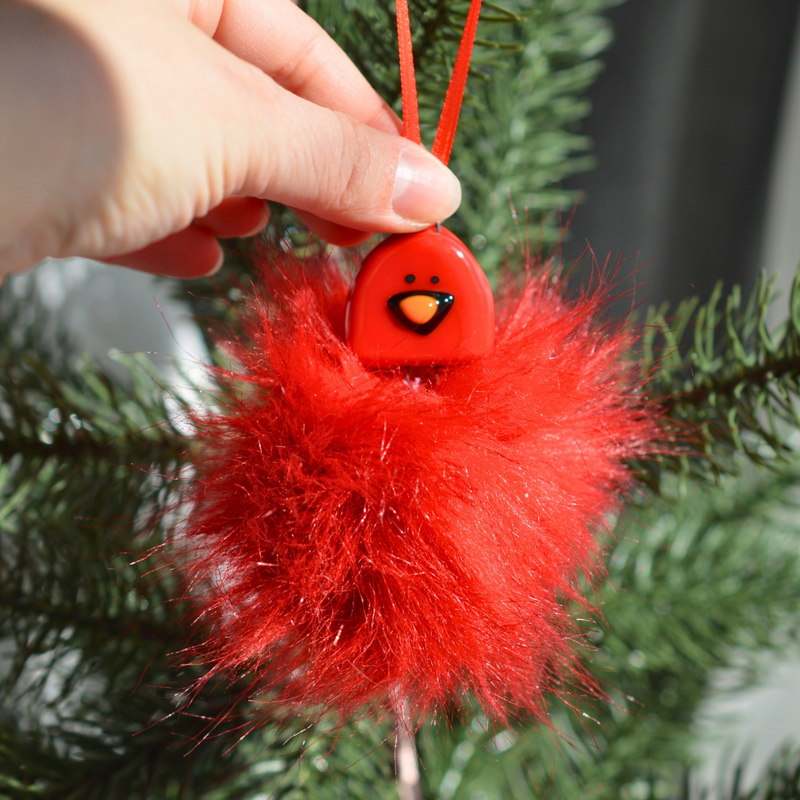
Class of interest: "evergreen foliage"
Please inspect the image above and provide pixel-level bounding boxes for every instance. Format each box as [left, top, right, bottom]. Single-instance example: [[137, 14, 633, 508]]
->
[[302, 0, 621, 273], [642, 272, 800, 484], [697, 749, 800, 800], [2, 1, 800, 799]]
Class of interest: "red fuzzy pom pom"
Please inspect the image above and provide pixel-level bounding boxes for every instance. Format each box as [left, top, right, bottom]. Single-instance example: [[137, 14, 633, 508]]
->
[[180, 248, 660, 724]]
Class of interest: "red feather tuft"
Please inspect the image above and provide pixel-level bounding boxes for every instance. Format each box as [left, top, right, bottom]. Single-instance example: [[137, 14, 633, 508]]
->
[[180, 249, 661, 724]]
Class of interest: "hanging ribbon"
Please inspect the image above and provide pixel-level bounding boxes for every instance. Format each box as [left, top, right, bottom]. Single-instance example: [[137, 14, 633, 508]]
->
[[396, 0, 421, 144], [395, 0, 483, 166]]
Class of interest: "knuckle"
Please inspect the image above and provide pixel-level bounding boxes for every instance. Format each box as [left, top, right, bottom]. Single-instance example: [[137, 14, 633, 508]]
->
[[272, 34, 321, 98]]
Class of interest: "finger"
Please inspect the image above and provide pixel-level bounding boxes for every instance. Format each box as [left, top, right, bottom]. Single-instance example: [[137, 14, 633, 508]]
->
[[292, 209, 374, 247], [201, 0, 402, 135], [194, 196, 269, 238], [105, 225, 223, 278], [227, 77, 461, 233]]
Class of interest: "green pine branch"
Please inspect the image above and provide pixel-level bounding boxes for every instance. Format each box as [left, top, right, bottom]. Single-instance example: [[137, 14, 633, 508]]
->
[[0, 281, 400, 800], [639, 270, 800, 486], [450, 0, 619, 273], [0, 287, 185, 466], [0, 289, 229, 799]]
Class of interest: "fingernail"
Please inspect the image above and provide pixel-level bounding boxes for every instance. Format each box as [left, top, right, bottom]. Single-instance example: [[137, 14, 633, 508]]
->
[[392, 149, 462, 224]]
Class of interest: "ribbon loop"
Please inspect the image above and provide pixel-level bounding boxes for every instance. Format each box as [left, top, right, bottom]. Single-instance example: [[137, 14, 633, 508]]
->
[[395, 0, 483, 166], [396, 0, 421, 144]]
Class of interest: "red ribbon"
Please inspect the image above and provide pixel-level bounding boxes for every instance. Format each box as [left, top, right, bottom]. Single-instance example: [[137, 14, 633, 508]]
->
[[395, 0, 483, 166]]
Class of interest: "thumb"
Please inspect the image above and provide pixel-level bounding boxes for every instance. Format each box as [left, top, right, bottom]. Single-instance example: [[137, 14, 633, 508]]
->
[[227, 77, 462, 234]]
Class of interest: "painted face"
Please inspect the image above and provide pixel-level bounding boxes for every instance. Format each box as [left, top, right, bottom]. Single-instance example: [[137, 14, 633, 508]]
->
[[346, 227, 495, 367]]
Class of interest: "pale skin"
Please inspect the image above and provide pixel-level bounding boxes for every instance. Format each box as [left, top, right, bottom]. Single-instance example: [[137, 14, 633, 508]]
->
[[0, 0, 462, 283]]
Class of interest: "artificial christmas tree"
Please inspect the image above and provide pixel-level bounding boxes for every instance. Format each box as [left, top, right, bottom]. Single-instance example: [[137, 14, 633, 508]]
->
[[3, 2, 800, 799]]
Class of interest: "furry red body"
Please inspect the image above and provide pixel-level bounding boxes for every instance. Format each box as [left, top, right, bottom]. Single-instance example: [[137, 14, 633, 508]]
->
[[183, 252, 658, 722]]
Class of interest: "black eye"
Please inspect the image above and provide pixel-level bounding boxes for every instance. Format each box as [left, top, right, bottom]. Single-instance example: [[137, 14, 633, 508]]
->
[[431, 276, 440, 284], [405, 274, 416, 284]]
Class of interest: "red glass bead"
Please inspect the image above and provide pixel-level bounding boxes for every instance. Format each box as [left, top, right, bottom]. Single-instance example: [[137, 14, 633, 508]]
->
[[346, 226, 494, 367]]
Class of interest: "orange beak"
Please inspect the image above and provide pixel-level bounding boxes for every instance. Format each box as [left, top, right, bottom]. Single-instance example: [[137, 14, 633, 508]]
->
[[388, 291, 454, 335]]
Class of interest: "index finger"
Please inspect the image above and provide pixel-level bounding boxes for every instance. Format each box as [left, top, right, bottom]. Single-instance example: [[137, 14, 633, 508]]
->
[[202, 0, 402, 135]]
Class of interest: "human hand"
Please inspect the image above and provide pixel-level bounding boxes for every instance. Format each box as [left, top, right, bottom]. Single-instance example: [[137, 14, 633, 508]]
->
[[0, 0, 462, 279]]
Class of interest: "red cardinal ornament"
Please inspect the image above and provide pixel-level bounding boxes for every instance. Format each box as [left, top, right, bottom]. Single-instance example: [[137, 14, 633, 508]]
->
[[179, 0, 662, 727], [346, 226, 494, 366], [181, 247, 661, 724]]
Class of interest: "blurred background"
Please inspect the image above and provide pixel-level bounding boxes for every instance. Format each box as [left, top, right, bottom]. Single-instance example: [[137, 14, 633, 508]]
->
[[567, 1, 800, 787], [16, 0, 800, 792], [565, 0, 800, 308]]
